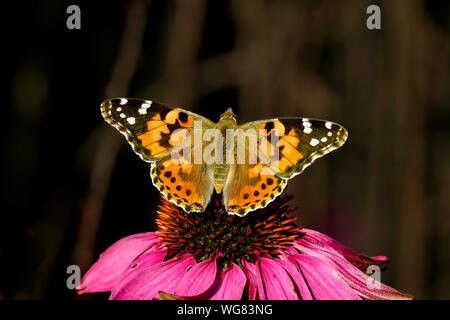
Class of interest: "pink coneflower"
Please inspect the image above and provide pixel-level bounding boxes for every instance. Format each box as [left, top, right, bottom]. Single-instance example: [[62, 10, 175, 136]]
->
[[77, 196, 413, 300]]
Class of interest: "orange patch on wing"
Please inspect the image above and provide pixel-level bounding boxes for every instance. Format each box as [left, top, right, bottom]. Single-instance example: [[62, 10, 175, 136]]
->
[[258, 136, 277, 160], [180, 163, 194, 174], [226, 172, 286, 215], [248, 163, 263, 178], [164, 110, 180, 125], [151, 113, 162, 121], [138, 125, 170, 146], [147, 120, 167, 131], [164, 110, 180, 124], [163, 110, 195, 127], [168, 128, 190, 146], [282, 134, 300, 147], [258, 121, 285, 136], [258, 123, 269, 134], [269, 157, 294, 173], [273, 120, 286, 136], [154, 159, 202, 208], [279, 138, 304, 165], [147, 143, 167, 156]]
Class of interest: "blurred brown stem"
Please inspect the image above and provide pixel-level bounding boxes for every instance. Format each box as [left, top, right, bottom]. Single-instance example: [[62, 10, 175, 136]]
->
[[73, 0, 150, 281]]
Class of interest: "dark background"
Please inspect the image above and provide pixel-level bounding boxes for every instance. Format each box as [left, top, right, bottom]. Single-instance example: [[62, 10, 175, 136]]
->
[[2, 0, 450, 299]]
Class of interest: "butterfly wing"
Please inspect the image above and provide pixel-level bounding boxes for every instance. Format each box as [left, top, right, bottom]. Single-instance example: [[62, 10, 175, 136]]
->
[[101, 98, 215, 161], [250, 118, 349, 178], [101, 98, 215, 212], [151, 157, 214, 213], [222, 117, 348, 216], [222, 163, 288, 216]]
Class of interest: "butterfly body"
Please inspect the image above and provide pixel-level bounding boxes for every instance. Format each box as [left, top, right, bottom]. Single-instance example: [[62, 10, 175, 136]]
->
[[210, 108, 239, 193], [101, 98, 348, 216]]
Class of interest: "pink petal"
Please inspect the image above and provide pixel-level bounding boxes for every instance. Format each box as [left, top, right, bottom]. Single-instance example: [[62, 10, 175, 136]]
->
[[110, 253, 196, 300], [242, 259, 266, 299], [301, 228, 389, 270], [294, 239, 413, 300], [242, 260, 259, 300], [209, 263, 246, 300], [290, 254, 361, 300], [173, 255, 218, 297], [77, 232, 164, 294], [276, 258, 313, 300], [258, 257, 299, 300]]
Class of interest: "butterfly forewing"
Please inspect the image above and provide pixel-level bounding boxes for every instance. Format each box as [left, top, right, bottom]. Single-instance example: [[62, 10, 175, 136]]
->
[[242, 118, 348, 178], [101, 98, 216, 162]]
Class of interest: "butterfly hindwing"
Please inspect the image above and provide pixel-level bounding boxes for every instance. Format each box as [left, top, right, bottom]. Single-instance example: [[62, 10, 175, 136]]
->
[[223, 163, 287, 216], [151, 157, 214, 213]]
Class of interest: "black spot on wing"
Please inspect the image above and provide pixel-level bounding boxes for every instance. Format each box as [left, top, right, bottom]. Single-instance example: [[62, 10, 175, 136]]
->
[[178, 112, 189, 123]]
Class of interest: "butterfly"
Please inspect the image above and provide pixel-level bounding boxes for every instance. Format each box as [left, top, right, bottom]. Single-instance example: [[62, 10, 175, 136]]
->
[[101, 98, 348, 216]]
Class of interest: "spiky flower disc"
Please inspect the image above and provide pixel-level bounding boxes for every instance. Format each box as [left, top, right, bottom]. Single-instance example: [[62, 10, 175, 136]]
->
[[156, 195, 301, 266]]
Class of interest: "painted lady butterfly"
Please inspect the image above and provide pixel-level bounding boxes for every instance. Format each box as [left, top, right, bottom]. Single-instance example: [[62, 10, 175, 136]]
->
[[101, 98, 348, 216]]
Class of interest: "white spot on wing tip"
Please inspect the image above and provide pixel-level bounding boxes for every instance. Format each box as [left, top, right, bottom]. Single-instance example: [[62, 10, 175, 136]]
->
[[310, 138, 319, 146], [119, 98, 128, 105], [138, 102, 152, 114], [325, 121, 332, 129], [127, 117, 136, 125]]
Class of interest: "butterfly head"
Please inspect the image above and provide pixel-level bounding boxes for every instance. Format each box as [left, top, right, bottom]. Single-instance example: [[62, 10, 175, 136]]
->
[[219, 108, 238, 127]]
